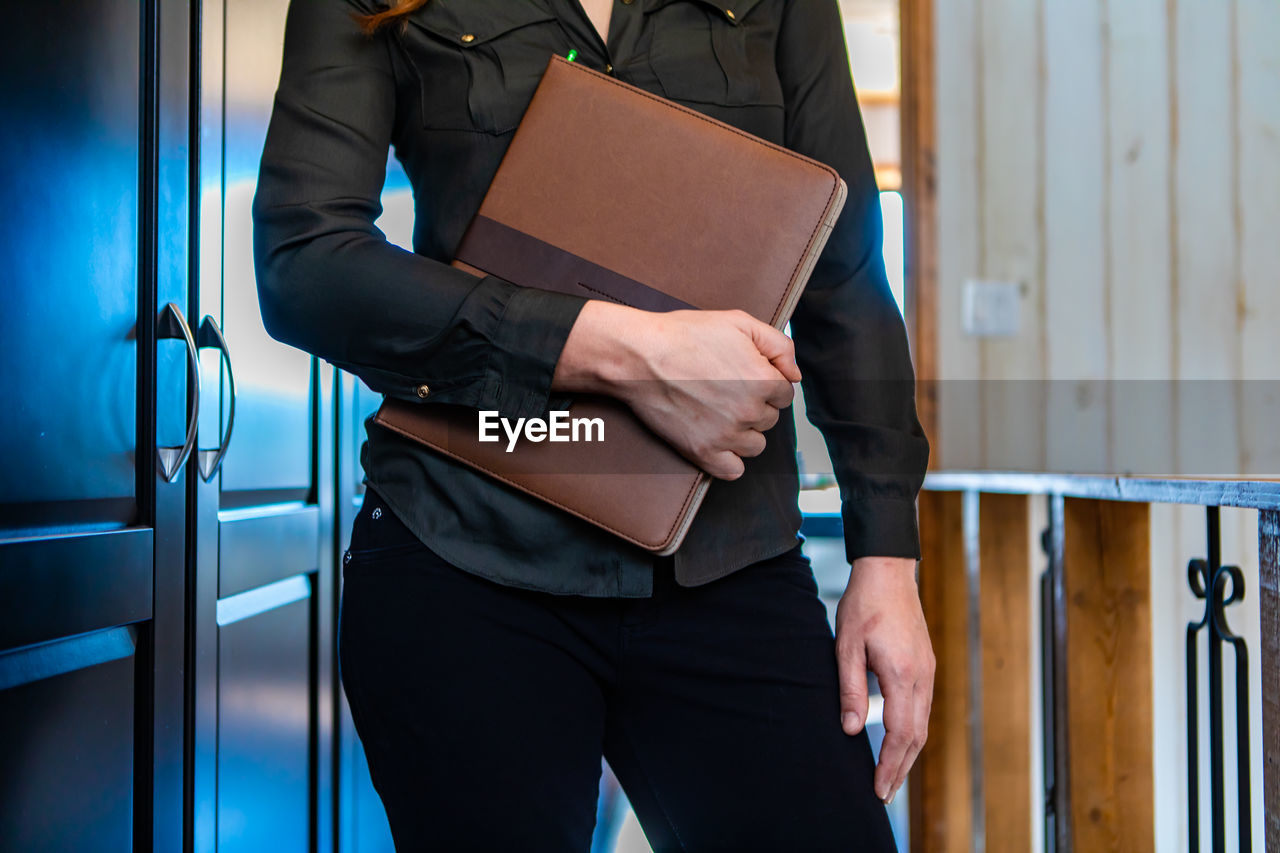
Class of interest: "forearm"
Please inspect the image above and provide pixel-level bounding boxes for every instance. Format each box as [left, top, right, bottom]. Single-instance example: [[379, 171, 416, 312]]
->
[[255, 223, 587, 415], [550, 300, 648, 396]]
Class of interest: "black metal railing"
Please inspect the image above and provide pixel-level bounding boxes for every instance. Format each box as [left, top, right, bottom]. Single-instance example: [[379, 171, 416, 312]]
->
[[1187, 506, 1251, 853], [920, 472, 1280, 853]]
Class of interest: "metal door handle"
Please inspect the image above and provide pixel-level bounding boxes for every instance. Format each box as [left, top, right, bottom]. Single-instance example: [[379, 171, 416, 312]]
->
[[196, 315, 235, 482], [156, 302, 199, 482]]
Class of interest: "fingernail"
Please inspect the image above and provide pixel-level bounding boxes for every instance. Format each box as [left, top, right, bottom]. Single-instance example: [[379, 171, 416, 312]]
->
[[842, 712, 859, 732], [885, 790, 896, 806]]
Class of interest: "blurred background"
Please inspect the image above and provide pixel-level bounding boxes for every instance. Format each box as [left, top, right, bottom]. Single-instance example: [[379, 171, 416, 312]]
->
[[1, 0, 1276, 851]]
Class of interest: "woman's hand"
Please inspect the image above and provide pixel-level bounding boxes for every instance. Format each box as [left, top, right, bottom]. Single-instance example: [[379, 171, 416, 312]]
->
[[553, 301, 801, 480], [835, 555, 935, 805]]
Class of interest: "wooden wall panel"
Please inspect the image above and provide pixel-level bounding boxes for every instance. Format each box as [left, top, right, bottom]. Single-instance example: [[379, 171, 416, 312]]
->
[[1043, 0, 1109, 474], [911, 490, 973, 853], [1106, 0, 1175, 475], [1063, 498, 1154, 852], [1236, 0, 1280, 480], [977, 0, 1045, 472], [930, 0, 1279, 478], [977, 493, 1033, 850], [1171, 0, 1241, 478]]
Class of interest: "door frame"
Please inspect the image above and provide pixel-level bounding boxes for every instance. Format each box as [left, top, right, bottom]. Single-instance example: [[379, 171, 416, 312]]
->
[[899, 0, 938, 462]]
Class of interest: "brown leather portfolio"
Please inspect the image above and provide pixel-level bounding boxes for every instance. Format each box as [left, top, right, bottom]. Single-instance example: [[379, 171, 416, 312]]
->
[[373, 54, 847, 555]]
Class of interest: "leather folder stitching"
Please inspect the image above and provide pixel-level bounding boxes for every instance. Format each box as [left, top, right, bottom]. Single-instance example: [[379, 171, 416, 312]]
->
[[557, 58, 840, 186], [575, 282, 633, 307], [556, 60, 842, 328]]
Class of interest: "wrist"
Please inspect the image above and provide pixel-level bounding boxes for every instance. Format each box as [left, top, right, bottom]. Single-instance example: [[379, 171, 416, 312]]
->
[[845, 556, 918, 593], [551, 300, 650, 397]]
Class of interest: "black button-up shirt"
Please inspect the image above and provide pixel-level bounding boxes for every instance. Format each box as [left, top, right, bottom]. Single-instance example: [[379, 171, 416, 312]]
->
[[252, 0, 930, 596]]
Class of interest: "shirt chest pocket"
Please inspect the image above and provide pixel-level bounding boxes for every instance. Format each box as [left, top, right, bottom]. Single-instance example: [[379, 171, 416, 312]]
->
[[398, 1, 567, 134], [644, 0, 782, 108]]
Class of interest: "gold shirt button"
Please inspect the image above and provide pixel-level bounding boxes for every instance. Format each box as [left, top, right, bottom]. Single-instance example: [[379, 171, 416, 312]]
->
[[621, 0, 634, 5], [415, 384, 430, 399], [459, 33, 475, 43], [724, 8, 736, 20], [605, 63, 614, 73]]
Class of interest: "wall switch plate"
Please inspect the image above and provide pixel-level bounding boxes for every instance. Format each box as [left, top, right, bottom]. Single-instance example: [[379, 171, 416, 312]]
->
[[962, 279, 1022, 337]]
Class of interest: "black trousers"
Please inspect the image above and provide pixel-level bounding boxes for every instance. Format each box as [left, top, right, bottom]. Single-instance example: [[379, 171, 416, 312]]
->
[[338, 490, 896, 852]]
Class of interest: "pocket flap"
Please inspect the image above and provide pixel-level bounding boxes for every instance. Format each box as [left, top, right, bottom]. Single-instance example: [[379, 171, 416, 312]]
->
[[642, 0, 769, 25], [407, 1, 558, 47]]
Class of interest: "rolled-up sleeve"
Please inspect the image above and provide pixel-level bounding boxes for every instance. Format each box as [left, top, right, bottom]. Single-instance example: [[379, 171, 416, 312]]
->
[[777, 0, 931, 561], [251, 0, 587, 420]]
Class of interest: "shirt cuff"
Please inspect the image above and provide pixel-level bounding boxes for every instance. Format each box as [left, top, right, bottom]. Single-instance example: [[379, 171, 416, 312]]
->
[[480, 281, 589, 421], [842, 496, 921, 562]]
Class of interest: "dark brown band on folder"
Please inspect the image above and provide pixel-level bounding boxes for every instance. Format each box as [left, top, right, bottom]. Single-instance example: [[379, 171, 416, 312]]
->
[[456, 214, 695, 313]]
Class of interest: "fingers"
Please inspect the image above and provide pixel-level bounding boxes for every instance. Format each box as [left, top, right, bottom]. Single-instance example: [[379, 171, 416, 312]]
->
[[891, 680, 931, 798], [836, 635, 869, 736], [872, 675, 915, 803], [893, 650, 936, 796], [715, 394, 779, 465], [871, 649, 934, 804], [702, 449, 745, 480], [699, 427, 762, 480], [728, 428, 768, 459], [734, 311, 802, 383], [749, 404, 781, 432], [761, 377, 795, 410]]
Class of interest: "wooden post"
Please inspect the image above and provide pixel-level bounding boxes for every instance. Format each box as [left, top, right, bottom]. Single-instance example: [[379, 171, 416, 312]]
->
[[899, 0, 938, 461], [1062, 499, 1155, 852], [1262, 509, 1279, 852], [978, 493, 1033, 849], [912, 490, 972, 852]]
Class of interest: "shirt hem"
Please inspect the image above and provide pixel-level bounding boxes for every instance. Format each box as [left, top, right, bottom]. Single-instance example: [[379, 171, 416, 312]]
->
[[672, 532, 806, 588], [364, 479, 656, 599]]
